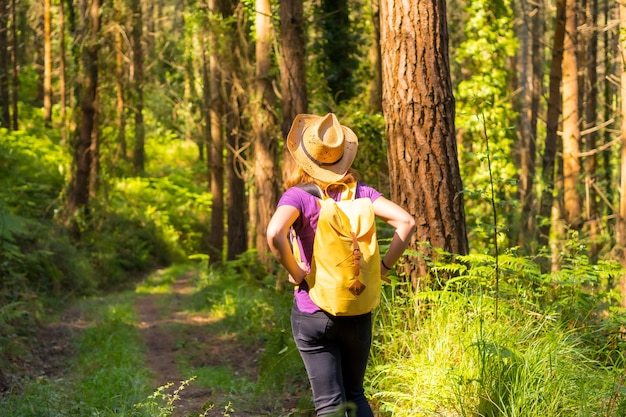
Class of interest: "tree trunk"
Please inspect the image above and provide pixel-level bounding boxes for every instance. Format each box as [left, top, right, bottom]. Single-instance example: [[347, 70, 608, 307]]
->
[[278, 0, 307, 183], [583, 0, 599, 262], [561, 0, 582, 227], [616, 0, 626, 308], [516, 0, 531, 247], [0, 0, 9, 128], [379, 0, 468, 287], [518, 0, 543, 250], [528, 0, 543, 240], [35, 14, 44, 106], [200, 41, 213, 254], [207, 0, 225, 266], [226, 116, 247, 261], [603, 0, 618, 202], [200, 37, 212, 188], [253, 0, 279, 263], [43, 0, 52, 125], [67, 0, 100, 238], [277, 0, 307, 287], [58, 0, 67, 142], [182, 1, 194, 144], [89, 109, 100, 198], [538, 0, 566, 250], [115, 27, 126, 161], [131, 0, 145, 174], [145, 0, 154, 65], [225, 3, 248, 261], [10, 0, 17, 130]]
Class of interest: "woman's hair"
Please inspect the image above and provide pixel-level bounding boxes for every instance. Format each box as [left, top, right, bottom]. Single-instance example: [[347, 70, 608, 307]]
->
[[284, 166, 361, 192]]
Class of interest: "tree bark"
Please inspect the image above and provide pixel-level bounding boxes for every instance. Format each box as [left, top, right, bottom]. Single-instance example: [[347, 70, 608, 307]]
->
[[200, 40, 213, 254], [0, 0, 9, 128], [89, 106, 100, 198], [225, 3, 248, 261], [278, 0, 307, 183], [518, 0, 543, 250], [207, 0, 225, 265], [603, 0, 618, 201], [58, 0, 67, 141], [200, 34, 212, 188], [182, 1, 194, 144], [35, 14, 44, 106], [67, 0, 100, 238], [43, 0, 52, 124], [561, 0, 582, 227], [131, 0, 145, 174], [226, 116, 247, 261], [115, 27, 126, 161], [10, 0, 17, 130], [538, 0, 566, 249], [253, 0, 279, 263], [144, 0, 155, 64], [379, 0, 468, 287], [583, 0, 599, 262], [616, 0, 626, 307]]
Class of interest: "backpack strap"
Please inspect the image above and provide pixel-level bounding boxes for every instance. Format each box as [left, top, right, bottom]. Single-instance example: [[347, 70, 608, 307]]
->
[[290, 184, 318, 267], [295, 183, 322, 199], [321, 181, 357, 201], [296, 182, 358, 201]]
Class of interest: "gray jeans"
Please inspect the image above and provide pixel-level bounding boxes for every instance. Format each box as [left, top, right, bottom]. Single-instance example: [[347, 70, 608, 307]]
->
[[291, 303, 374, 417]]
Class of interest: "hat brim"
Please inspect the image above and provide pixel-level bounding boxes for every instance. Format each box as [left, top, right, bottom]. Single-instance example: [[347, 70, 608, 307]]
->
[[287, 114, 358, 183]]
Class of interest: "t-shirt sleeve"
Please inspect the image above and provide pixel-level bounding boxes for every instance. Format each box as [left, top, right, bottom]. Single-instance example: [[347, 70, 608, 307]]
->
[[357, 182, 384, 202], [277, 187, 305, 210]]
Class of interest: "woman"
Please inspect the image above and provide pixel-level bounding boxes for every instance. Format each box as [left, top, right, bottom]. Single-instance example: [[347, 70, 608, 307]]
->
[[267, 113, 416, 416]]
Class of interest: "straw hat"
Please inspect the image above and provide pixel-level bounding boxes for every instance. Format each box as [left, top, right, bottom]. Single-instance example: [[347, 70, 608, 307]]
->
[[286, 113, 358, 183]]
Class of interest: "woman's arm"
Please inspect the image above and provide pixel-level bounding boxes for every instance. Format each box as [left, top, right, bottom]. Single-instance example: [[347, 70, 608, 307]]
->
[[372, 197, 416, 274], [266, 205, 308, 284]]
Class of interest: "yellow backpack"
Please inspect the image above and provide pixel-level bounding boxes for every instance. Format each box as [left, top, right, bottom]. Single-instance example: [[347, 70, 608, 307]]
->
[[296, 182, 381, 316]]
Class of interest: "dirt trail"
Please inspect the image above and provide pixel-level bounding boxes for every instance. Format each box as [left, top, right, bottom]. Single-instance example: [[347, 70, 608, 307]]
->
[[2, 275, 304, 416], [134, 277, 263, 417]]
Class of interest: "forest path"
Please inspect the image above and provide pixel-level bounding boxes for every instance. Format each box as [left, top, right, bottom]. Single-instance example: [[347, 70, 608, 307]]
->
[[134, 275, 262, 416], [1, 269, 308, 416]]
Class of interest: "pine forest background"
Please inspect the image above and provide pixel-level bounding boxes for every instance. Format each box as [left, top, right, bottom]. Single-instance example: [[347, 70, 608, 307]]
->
[[3, 0, 626, 415]]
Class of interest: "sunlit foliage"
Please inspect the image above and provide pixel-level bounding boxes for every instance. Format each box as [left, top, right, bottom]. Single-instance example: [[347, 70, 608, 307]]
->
[[454, 0, 519, 253]]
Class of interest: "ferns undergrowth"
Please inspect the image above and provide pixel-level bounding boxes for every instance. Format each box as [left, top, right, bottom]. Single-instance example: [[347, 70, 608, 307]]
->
[[368, 251, 626, 417]]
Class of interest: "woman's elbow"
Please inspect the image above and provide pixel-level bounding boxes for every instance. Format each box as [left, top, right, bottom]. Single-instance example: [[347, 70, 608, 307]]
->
[[266, 226, 278, 247], [266, 222, 284, 248], [402, 214, 416, 236]]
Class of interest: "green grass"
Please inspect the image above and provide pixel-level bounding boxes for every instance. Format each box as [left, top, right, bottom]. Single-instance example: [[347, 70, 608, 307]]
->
[[0, 293, 153, 416], [367, 284, 626, 417], [72, 295, 153, 415]]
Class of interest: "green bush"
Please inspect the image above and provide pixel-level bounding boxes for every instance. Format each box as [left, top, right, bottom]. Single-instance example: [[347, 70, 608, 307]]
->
[[0, 129, 95, 297]]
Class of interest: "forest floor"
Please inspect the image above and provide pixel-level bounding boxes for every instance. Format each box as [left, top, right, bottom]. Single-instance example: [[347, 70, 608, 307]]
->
[[3, 273, 307, 417], [133, 276, 263, 416]]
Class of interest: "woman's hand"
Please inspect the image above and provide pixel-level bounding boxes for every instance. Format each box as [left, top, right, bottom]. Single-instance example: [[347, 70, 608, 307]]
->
[[372, 197, 416, 270], [288, 262, 308, 285], [267, 205, 308, 285]]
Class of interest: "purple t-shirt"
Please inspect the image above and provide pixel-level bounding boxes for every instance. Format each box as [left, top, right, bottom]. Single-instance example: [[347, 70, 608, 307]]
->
[[277, 182, 383, 314]]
